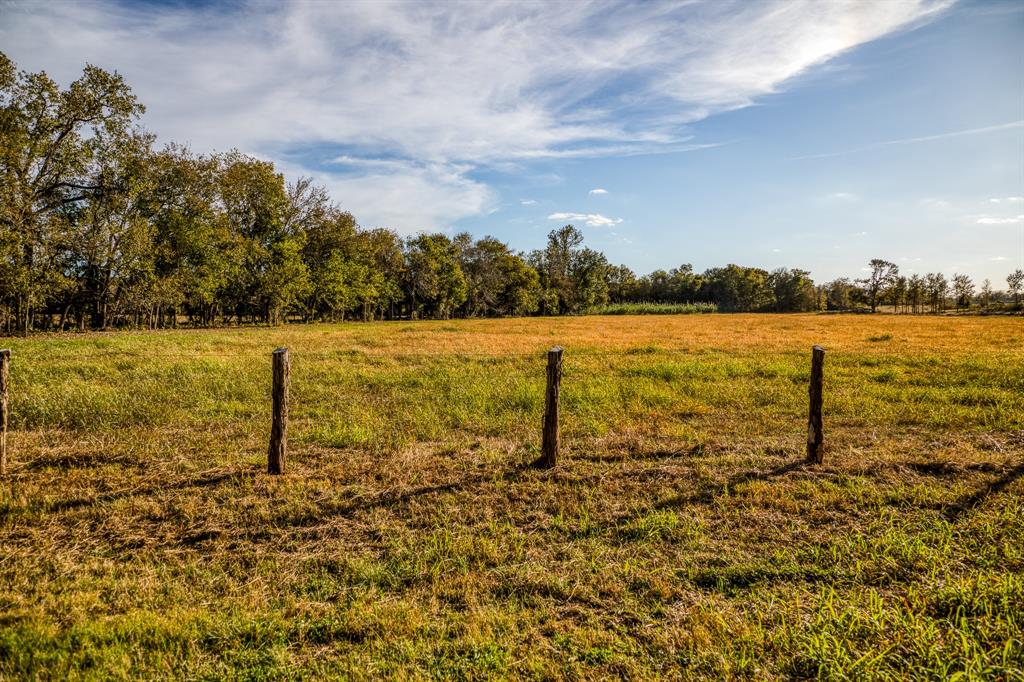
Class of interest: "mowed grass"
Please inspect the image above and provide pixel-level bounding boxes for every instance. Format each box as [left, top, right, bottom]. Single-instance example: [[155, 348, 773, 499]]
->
[[0, 314, 1022, 680]]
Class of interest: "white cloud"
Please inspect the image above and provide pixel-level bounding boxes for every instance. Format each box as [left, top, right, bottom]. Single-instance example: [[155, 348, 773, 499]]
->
[[0, 0, 952, 230], [990, 256, 1009, 261], [278, 159, 495, 233], [547, 212, 623, 228], [977, 215, 1024, 225], [520, 199, 537, 206], [826, 191, 858, 200], [589, 188, 609, 195], [990, 196, 1024, 204]]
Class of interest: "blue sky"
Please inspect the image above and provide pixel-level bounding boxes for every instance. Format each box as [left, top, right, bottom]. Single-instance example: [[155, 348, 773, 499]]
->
[[1, 0, 1021, 283]]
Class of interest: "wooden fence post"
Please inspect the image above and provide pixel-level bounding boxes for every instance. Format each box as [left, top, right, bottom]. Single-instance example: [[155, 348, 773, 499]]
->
[[268, 347, 289, 475], [537, 346, 563, 469], [806, 345, 825, 464], [1, 349, 8, 476]]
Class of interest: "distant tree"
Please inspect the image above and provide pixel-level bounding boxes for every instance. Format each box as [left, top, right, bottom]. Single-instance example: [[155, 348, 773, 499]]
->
[[907, 274, 925, 313], [569, 247, 610, 311], [147, 145, 226, 327], [952, 273, 974, 311], [859, 259, 899, 313], [823, 278, 856, 311], [767, 268, 817, 312], [405, 233, 467, 319], [455, 234, 539, 317], [217, 152, 309, 325], [702, 264, 774, 312], [529, 225, 608, 314], [980, 279, 993, 310], [890, 275, 908, 314], [1008, 269, 1024, 306], [667, 264, 703, 302], [531, 224, 583, 314], [925, 272, 948, 312], [303, 206, 361, 321], [605, 264, 637, 303]]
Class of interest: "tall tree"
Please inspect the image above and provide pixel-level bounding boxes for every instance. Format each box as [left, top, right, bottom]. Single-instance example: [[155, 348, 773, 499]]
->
[[1008, 269, 1024, 306], [0, 52, 144, 331], [979, 279, 993, 310], [860, 259, 899, 313], [952, 273, 974, 311], [405, 233, 467, 319]]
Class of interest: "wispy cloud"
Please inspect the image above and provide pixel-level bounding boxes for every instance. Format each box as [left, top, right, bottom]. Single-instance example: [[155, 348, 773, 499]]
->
[[794, 120, 1024, 160], [589, 188, 609, 195], [548, 212, 623, 228], [0, 0, 952, 231], [976, 215, 1024, 225], [520, 199, 537, 206]]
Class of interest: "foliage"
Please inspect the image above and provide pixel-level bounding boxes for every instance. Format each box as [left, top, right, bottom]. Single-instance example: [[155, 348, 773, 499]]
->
[[588, 301, 716, 315]]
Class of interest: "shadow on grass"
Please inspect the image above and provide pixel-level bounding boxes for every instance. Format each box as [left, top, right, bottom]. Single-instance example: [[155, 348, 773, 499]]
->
[[652, 458, 809, 509], [330, 461, 535, 518], [942, 460, 1024, 521], [23, 451, 147, 471], [43, 469, 252, 514], [572, 444, 714, 464], [573, 458, 811, 539]]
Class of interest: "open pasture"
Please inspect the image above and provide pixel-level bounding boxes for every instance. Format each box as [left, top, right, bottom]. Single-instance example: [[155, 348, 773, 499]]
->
[[1, 314, 1022, 679]]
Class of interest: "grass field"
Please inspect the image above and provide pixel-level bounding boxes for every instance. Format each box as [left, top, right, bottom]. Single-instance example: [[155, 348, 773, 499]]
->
[[1, 314, 1022, 679]]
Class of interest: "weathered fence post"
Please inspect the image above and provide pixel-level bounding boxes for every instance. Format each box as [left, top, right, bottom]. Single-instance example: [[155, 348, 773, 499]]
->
[[806, 345, 825, 464], [268, 347, 289, 475], [0, 349, 8, 476], [537, 346, 563, 469]]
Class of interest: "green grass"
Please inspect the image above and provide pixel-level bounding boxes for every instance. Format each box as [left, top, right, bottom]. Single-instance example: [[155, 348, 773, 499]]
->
[[587, 301, 717, 315], [0, 314, 1022, 679]]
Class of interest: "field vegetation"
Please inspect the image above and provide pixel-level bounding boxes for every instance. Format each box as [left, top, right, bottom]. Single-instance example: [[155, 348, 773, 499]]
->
[[587, 302, 717, 315], [1, 313, 1022, 679]]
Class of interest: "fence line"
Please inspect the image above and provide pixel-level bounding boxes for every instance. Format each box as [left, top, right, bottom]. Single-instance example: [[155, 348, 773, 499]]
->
[[0, 343, 830, 475]]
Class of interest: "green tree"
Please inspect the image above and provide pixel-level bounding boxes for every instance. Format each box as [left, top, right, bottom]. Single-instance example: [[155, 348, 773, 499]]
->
[[147, 145, 227, 327], [217, 152, 308, 325], [952, 273, 973, 311], [702, 265, 774, 312], [860, 259, 898, 313], [0, 52, 143, 331], [58, 129, 157, 329], [907, 274, 925, 313], [405, 233, 467, 319], [1008, 269, 1023, 306], [767, 268, 817, 312]]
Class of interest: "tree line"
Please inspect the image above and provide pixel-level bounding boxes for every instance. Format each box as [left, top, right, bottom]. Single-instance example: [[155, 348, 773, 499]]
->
[[2, 54, 1021, 333]]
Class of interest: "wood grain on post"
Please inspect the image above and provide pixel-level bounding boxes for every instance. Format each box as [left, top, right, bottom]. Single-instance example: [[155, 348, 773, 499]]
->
[[0, 349, 8, 476], [537, 346, 563, 469], [806, 345, 825, 464], [268, 347, 289, 475]]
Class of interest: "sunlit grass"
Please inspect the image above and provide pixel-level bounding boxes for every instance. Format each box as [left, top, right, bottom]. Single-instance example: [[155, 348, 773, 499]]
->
[[0, 314, 1021, 678]]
